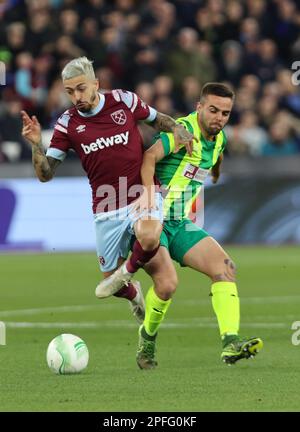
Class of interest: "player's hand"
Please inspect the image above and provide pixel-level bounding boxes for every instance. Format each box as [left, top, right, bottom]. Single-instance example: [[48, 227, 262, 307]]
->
[[21, 110, 42, 146], [173, 124, 197, 156]]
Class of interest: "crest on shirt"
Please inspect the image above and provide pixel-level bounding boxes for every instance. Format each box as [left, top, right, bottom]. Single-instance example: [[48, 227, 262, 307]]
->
[[76, 124, 86, 133], [111, 109, 127, 125]]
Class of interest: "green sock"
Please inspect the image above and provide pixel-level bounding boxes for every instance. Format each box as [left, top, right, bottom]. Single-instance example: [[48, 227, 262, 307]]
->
[[210, 282, 240, 341], [143, 286, 172, 337]]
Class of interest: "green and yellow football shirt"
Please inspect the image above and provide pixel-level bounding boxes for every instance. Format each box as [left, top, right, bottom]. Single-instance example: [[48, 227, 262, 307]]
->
[[155, 111, 227, 220]]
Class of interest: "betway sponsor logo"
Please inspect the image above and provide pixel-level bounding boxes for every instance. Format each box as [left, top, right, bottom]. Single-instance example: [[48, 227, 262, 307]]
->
[[81, 131, 129, 154]]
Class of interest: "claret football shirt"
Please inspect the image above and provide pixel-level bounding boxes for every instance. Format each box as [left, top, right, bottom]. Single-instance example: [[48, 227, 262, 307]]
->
[[47, 90, 157, 212]]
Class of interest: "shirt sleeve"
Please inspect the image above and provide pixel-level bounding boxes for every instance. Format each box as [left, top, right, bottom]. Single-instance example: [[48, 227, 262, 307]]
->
[[46, 124, 72, 161], [113, 89, 157, 122], [221, 130, 228, 153], [160, 132, 176, 156], [131, 91, 157, 122]]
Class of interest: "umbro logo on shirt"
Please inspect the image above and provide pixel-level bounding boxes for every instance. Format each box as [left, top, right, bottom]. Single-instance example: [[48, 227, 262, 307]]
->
[[81, 131, 129, 154], [76, 124, 86, 133]]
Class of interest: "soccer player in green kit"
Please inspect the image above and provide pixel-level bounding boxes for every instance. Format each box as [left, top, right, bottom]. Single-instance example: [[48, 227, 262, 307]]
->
[[138, 82, 263, 367]]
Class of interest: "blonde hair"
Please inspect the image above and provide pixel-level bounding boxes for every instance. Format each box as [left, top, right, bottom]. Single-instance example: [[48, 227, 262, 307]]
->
[[61, 56, 95, 81]]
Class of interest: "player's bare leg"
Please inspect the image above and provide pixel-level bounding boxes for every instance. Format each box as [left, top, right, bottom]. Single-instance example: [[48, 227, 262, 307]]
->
[[182, 236, 236, 282], [182, 236, 263, 364], [95, 257, 145, 324], [136, 247, 177, 369]]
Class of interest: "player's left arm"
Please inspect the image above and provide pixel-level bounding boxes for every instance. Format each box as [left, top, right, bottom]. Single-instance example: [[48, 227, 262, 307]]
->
[[139, 140, 165, 210], [149, 112, 195, 156], [211, 131, 228, 183], [211, 153, 223, 184]]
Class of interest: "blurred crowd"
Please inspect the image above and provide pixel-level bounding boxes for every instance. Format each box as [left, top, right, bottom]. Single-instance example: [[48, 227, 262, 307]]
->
[[0, 0, 300, 162]]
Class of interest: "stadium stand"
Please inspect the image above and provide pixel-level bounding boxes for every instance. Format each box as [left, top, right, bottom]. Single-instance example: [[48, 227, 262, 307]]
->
[[0, 0, 299, 163]]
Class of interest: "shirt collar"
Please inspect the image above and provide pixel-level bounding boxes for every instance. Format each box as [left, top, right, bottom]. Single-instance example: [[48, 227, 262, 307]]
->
[[77, 93, 105, 117]]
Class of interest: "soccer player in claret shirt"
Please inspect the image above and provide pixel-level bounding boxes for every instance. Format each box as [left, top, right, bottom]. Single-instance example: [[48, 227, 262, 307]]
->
[[21, 56, 193, 327], [139, 83, 263, 366]]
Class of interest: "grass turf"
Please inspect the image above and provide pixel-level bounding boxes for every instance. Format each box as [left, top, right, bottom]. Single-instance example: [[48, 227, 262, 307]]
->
[[0, 246, 299, 412]]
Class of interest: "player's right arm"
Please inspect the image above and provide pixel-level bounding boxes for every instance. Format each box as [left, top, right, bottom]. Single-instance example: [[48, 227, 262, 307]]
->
[[21, 110, 61, 182], [211, 130, 227, 183]]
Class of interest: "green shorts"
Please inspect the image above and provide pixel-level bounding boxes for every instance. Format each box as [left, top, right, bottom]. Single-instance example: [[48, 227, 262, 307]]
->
[[160, 219, 209, 266]]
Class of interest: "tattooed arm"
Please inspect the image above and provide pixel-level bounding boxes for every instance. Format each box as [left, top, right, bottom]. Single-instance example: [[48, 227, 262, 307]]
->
[[21, 110, 61, 182], [149, 111, 196, 156], [150, 112, 178, 132], [32, 145, 61, 182]]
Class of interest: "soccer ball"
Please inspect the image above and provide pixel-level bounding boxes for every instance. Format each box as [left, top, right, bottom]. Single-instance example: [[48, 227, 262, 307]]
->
[[46, 333, 89, 375]]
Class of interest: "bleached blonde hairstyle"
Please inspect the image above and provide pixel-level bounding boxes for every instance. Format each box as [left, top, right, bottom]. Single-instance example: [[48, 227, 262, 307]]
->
[[61, 56, 95, 81]]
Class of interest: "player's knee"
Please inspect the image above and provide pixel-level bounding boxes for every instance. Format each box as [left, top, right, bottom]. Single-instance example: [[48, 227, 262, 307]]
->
[[155, 274, 178, 300], [138, 233, 160, 251], [211, 257, 237, 283]]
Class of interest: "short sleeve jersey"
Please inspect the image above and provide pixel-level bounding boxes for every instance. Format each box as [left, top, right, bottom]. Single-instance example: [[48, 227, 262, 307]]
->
[[47, 90, 157, 213]]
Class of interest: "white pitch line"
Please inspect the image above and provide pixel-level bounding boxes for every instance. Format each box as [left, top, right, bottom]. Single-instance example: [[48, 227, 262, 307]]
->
[[241, 295, 300, 304], [182, 295, 300, 306], [0, 304, 117, 318], [0, 295, 299, 318], [4, 320, 288, 329]]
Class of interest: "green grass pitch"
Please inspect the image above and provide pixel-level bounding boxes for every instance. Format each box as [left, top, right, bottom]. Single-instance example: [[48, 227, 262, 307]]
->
[[0, 246, 299, 412]]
